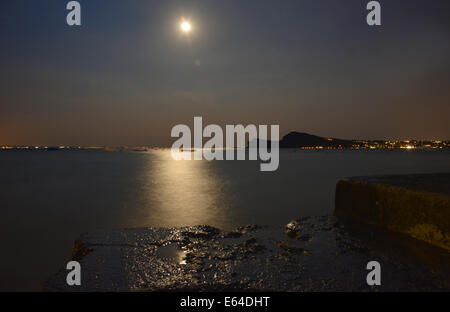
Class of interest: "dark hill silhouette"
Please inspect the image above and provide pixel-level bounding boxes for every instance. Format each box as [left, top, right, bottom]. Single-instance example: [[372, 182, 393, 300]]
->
[[279, 132, 354, 148], [249, 132, 356, 148]]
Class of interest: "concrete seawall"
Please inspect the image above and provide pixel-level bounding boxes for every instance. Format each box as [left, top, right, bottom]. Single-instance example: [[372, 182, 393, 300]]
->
[[335, 173, 450, 251]]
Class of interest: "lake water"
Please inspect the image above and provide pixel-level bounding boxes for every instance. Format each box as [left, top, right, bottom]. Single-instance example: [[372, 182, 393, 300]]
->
[[0, 149, 449, 291]]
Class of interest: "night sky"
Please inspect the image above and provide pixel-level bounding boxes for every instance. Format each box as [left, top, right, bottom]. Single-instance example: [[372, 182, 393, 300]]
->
[[1, 0, 449, 146]]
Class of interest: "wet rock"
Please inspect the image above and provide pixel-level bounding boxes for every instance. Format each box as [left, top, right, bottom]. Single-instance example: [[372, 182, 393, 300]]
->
[[278, 241, 310, 255], [222, 231, 242, 238], [285, 219, 309, 240], [45, 217, 450, 292], [236, 225, 261, 234], [286, 219, 301, 232], [297, 234, 313, 242], [180, 225, 220, 240], [72, 240, 93, 261], [243, 237, 258, 247], [242, 237, 266, 253]]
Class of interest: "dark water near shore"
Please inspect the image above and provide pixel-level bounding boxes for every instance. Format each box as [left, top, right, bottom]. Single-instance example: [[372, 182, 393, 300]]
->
[[0, 149, 449, 291]]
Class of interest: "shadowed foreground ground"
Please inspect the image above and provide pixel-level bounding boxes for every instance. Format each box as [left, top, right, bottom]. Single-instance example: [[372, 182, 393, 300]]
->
[[45, 216, 449, 291]]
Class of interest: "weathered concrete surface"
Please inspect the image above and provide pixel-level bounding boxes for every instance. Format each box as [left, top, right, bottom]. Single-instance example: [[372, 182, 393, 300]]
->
[[335, 173, 450, 251], [45, 216, 449, 291]]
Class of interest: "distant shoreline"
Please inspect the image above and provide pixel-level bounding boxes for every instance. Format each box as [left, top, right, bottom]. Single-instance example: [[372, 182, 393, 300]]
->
[[3, 132, 448, 151]]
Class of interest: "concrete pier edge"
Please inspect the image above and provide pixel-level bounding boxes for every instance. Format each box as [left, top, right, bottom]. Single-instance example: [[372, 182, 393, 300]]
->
[[334, 173, 450, 251]]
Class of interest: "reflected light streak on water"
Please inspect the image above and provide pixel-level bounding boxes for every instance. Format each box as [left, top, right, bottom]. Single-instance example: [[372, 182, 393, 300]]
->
[[143, 149, 231, 229]]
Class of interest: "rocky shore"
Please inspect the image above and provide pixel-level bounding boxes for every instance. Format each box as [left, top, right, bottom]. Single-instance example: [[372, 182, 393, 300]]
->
[[45, 215, 449, 291]]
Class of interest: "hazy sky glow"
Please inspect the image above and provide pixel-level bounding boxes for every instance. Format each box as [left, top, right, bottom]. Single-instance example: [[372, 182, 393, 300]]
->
[[1, 0, 449, 146]]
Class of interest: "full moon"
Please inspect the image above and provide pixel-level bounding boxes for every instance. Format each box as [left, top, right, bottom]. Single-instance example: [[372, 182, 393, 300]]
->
[[180, 21, 191, 33]]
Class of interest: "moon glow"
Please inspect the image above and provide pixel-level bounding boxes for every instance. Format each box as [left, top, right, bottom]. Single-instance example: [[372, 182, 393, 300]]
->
[[180, 20, 191, 33]]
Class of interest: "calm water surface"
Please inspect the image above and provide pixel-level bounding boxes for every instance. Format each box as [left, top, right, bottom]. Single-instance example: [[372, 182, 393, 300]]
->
[[0, 149, 449, 290]]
